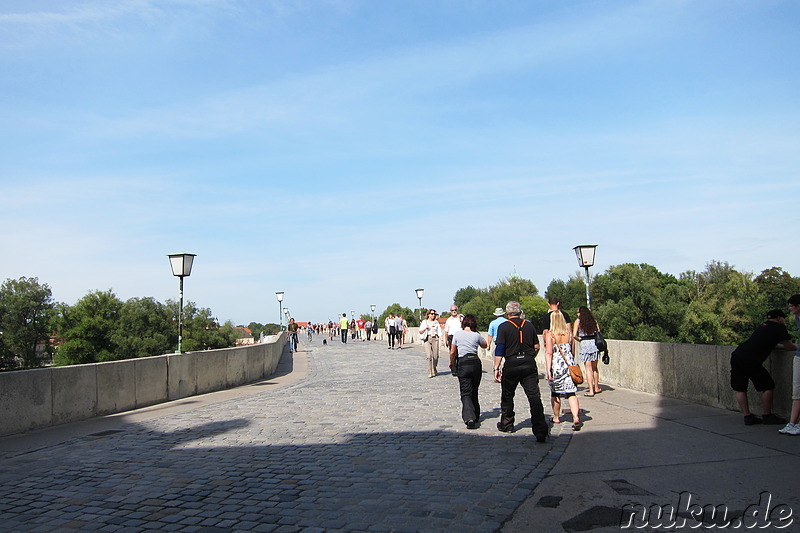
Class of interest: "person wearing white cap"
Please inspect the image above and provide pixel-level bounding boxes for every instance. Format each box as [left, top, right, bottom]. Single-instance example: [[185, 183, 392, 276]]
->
[[486, 307, 508, 358]]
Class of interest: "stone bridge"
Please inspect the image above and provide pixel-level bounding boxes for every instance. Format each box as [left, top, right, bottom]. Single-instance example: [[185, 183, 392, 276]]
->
[[1, 335, 798, 531]]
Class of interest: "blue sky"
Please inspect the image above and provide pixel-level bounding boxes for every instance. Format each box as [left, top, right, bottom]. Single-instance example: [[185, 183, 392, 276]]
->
[[1, 0, 799, 325]]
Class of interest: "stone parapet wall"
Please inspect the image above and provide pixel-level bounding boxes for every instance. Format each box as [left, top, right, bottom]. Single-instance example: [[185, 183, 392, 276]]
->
[[0, 333, 287, 437], [389, 330, 794, 416]]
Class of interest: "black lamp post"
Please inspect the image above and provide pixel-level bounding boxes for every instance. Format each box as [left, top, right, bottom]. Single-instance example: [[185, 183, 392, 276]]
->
[[415, 288, 424, 323], [276, 291, 284, 330], [167, 253, 196, 353], [573, 245, 598, 309]]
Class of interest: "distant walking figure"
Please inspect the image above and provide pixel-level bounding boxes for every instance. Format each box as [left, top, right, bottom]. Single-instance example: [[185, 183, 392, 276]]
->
[[340, 313, 349, 344], [385, 313, 396, 349]]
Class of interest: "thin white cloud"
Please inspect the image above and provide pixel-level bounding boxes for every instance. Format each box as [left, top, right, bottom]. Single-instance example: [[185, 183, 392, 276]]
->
[[25, 2, 671, 141]]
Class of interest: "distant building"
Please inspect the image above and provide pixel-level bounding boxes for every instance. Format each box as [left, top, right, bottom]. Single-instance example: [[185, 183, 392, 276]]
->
[[233, 326, 255, 346]]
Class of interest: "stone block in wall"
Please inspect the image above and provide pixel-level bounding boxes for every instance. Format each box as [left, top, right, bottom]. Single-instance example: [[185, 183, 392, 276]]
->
[[0, 368, 52, 436], [246, 344, 265, 382], [227, 348, 248, 388], [196, 350, 227, 394], [97, 360, 136, 415], [768, 349, 795, 417], [168, 352, 197, 400], [135, 356, 168, 408], [598, 339, 621, 387], [673, 343, 720, 407], [52, 365, 97, 425], [611, 340, 676, 396], [715, 345, 737, 411], [265, 341, 283, 376]]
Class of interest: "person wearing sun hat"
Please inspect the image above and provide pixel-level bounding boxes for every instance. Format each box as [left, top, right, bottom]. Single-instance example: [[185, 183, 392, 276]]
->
[[486, 307, 508, 358], [730, 308, 797, 425]]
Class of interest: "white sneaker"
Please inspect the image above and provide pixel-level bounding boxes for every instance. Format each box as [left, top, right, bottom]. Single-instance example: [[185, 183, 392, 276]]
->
[[778, 423, 800, 435]]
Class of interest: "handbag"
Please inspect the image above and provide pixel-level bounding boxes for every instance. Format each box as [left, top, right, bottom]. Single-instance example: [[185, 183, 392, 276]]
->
[[594, 330, 608, 352], [556, 342, 584, 385]]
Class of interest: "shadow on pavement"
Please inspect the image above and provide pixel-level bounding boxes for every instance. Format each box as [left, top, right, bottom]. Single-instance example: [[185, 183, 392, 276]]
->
[[0, 417, 561, 532]]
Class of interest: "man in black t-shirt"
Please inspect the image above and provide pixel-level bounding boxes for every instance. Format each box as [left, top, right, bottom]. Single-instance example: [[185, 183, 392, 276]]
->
[[731, 309, 796, 425], [494, 301, 548, 442], [541, 296, 571, 334]]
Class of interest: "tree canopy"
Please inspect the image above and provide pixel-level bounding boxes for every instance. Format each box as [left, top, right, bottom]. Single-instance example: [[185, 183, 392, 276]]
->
[[450, 276, 546, 330], [544, 262, 800, 345], [0, 277, 55, 370]]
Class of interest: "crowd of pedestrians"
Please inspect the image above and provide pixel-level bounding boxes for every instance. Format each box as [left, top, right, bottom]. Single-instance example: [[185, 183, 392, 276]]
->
[[383, 313, 408, 349], [294, 292, 800, 441], [424, 299, 604, 441]]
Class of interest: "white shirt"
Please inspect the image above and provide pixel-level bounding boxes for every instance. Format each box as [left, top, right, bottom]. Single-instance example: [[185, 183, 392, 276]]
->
[[445, 315, 462, 336], [419, 319, 442, 339]]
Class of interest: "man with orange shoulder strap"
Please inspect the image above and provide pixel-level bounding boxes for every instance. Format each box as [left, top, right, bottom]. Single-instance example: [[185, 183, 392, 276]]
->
[[494, 300, 548, 442]]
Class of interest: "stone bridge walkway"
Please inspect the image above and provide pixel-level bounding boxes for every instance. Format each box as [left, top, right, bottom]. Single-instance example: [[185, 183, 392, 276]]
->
[[0, 338, 569, 532]]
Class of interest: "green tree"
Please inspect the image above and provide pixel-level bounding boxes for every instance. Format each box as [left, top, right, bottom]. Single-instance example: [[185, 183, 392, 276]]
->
[[247, 322, 264, 341], [453, 286, 481, 309], [545, 273, 587, 316], [488, 276, 539, 307], [168, 301, 236, 352], [591, 263, 688, 342], [461, 294, 495, 330], [449, 276, 543, 330], [111, 297, 174, 358], [55, 290, 123, 365], [0, 277, 55, 370], [378, 303, 416, 328], [678, 263, 760, 345], [754, 267, 800, 311], [519, 295, 549, 328], [261, 323, 281, 335]]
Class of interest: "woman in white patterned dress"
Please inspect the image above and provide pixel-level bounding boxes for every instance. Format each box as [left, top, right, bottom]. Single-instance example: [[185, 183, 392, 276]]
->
[[573, 306, 601, 396], [545, 310, 582, 431]]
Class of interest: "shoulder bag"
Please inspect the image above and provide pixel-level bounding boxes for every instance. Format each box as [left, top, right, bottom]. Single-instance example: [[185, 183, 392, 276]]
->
[[594, 330, 608, 352], [556, 342, 584, 385]]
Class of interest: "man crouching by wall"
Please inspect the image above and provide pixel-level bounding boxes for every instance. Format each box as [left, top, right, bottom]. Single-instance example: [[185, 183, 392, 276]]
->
[[731, 309, 797, 426]]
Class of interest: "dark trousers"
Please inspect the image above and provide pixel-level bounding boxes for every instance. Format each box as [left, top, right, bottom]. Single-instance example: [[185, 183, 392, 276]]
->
[[341, 329, 347, 343], [499, 359, 548, 439], [457, 357, 482, 423], [388, 327, 396, 347], [366, 329, 372, 340]]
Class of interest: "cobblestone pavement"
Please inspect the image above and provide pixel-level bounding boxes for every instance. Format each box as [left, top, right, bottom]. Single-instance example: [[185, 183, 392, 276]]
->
[[0, 338, 569, 532]]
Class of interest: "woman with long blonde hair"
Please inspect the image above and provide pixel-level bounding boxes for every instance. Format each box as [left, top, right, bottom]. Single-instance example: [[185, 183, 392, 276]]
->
[[545, 310, 581, 430]]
